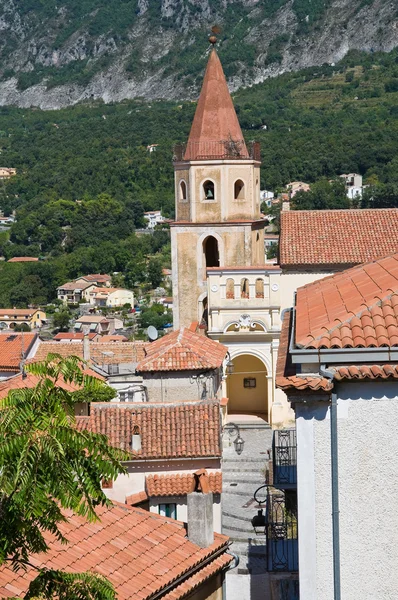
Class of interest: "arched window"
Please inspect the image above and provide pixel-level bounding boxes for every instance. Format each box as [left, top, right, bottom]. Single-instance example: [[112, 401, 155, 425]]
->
[[255, 278, 264, 299], [203, 236, 219, 268], [203, 180, 215, 201], [234, 179, 245, 200], [241, 278, 249, 299], [179, 180, 187, 201], [131, 425, 141, 452], [226, 278, 235, 299]]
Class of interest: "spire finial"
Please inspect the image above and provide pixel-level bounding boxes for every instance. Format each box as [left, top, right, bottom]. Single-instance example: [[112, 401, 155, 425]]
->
[[209, 25, 221, 46]]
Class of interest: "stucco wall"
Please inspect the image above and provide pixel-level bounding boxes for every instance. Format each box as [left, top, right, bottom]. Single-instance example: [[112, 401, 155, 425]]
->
[[141, 370, 221, 403], [279, 271, 334, 311], [296, 382, 398, 600]]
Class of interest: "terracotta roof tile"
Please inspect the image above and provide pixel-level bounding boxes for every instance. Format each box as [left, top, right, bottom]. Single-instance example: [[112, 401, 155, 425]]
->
[[0, 503, 231, 600], [295, 253, 398, 349], [0, 332, 37, 372], [146, 472, 222, 497], [125, 491, 149, 506], [53, 332, 97, 341], [136, 328, 227, 372], [275, 311, 331, 392], [8, 256, 39, 262], [76, 402, 221, 459], [334, 364, 398, 381], [33, 340, 148, 364], [280, 209, 398, 268]]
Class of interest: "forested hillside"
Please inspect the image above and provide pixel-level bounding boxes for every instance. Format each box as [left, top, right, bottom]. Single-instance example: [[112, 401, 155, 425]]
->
[[0, 48, 398, 306], [0, 0, 397, 108]]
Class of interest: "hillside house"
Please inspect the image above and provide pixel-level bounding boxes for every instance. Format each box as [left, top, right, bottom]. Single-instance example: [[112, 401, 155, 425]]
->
[[0, 308, 46, 330], [0, 168, 16, 179], [57, 281, 97, 304], [87, 287, 134, 308], [144, 210, 165, 229], [286, 181, 310, 197], [74, 314, 123, 335], [7, 256, 38, 262]]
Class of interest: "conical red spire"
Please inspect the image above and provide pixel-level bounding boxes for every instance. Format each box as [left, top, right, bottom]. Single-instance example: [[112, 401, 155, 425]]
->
[[184, 48, 248, 160]]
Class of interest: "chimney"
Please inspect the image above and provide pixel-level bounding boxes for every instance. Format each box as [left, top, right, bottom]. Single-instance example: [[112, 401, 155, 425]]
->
[[187, 470, 214, 548], [83, 333, 90, 362], [282, 200, 290, 211]]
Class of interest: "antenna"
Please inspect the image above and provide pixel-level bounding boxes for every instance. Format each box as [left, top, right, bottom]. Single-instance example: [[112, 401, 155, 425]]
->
[[147, 326, 159, 342]]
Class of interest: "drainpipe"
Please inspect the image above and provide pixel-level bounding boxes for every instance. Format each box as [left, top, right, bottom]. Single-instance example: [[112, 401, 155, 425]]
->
[[319, 365, 341, 600]]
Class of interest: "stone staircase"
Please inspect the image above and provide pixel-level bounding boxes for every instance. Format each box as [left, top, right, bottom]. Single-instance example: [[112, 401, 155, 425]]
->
[[221, 420, 273, 575]]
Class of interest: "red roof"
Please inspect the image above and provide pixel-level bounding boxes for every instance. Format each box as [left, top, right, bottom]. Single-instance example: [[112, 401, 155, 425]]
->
[[0, 332, 37, 372], [184, 48, 248, 160], [0, 503, 232, 600], [146, 472, 222, 497], [0, 367, 105, 399], [53, 332, 97, 341], [295, 253, 398, 349], [125, 490, 149, 505], [76, 402, 221, 459], [7, 256, 39, 262], [136, 328, 227, 372], [279, 209, 398, 268], [33, 340, 148, 364]]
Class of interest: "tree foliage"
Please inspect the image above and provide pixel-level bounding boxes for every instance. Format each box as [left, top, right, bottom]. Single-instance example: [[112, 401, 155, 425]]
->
[[0, 355, 126, 599], [292, 179, 350, 210]]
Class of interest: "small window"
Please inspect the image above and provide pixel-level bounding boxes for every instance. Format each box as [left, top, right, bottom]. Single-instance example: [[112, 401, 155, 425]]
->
[[131, 425, 141, 452], [244, 378, 256, 388], [203, 180, 215, 201], [241, 278, 249, 299], [179, 180, 187, 201], [226, 278, 235, 299], [108, 364, 119, 375], [234, 179, 245, 200], [255, 278, 264, 299], [159, 503, 177, 519]]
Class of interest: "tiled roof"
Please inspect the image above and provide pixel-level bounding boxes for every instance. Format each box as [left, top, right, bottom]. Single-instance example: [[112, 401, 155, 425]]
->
[[80, 274, 111, 282], [0, 309, 38, 317], [75, 402, 221, 459], [0, 366, 104, 399], [33, 340, 148, 364], [53, 332, 97, 341], [0, 332, 37, 372], [8, 256, 39, 262], [136, 328, 227, 372], [0, 503, 232, 600], [76, 315, 109, 323], [184, 48, 248, 160], [57, 280, 94, 291], [146, 472, 222, 497], [279, 209, 398, 268], [98, 335, 128, 342], [295, 253, 398, 349], [276, 310, 331, 392], [125, 491, 149, 505], [334, 364, 398, 381]]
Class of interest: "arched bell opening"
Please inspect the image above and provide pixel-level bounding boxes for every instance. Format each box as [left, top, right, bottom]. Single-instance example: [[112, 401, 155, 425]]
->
[[179, 180, 187, 201], [226, 278, 235, 299], [203, 180, 215, 201], [234, 179, 245, 200], [241, 278, 250, 299]]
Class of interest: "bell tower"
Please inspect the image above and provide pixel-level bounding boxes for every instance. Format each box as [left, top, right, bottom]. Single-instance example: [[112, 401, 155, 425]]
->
[[171, 39, 264, 329]]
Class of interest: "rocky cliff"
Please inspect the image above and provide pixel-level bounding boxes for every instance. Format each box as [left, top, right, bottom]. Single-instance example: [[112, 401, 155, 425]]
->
[[0, 0, 397, 109]]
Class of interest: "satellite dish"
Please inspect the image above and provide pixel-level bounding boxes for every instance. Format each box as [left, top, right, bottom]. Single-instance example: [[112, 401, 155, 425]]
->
[[147, 326, 159, 342]]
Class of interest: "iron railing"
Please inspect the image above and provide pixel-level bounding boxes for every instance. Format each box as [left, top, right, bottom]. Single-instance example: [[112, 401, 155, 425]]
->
[[273, 429, 297, 487], [266, 490, 298, 572], [173, 140, 261, 162]]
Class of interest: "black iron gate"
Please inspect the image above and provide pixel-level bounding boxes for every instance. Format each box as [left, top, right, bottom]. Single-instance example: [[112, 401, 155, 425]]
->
[[266, 489, 298, 572]]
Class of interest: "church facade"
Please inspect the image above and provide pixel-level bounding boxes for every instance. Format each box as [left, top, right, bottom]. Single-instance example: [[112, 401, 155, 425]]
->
[[170, 46, 291, 425]]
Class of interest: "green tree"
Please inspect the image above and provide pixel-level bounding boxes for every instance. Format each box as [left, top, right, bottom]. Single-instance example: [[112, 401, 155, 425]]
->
[[292, 179, 350, 210], [53, 309, 71, 331], [147, 257, 163, 289], [0, 355, 126, 599]]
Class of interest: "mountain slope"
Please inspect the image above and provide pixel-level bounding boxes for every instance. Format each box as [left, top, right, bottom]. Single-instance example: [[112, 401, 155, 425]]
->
[[0, 0, 397, 109]]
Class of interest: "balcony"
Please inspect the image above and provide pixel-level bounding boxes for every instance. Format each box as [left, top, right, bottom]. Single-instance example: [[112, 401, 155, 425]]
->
[[173, 140, 261, 162], [273, 429, 297, 488]]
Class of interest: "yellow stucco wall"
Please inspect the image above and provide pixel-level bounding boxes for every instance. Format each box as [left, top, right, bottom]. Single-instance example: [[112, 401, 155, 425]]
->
[[227, 354, 268, 415]]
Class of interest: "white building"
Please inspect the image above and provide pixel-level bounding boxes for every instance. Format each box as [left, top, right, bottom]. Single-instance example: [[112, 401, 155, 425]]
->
[[87, 287, 134, 308], [276, 252, 398, 600], [144, 210, 165, 229]]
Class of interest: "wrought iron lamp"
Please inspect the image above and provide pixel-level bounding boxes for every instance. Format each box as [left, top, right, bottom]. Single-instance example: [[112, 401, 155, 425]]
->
[[234, 433, 245, 455], [251, 509, 267, 535], [225, 352, 234, 375]]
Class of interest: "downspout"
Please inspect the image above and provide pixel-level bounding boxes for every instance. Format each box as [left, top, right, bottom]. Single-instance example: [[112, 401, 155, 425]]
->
[[222, 550, 239, 600], [319, 365, 341, 600]]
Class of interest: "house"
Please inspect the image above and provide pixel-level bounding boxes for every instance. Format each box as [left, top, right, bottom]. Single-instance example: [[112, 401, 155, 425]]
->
[[87, 286, 134, 308], [7, 256, 38, 262], [33, 339, 148, 399], [260, 190, 274, 207], [146, 143, 159, 152], [75, 273, 111, 287], [162, 267, 172, 283], [0, 332, 39, 379], [286, 181, 310, 197], [74, 314, 123, 335], [276, 252, 398, 599], [144, 210, 165, 229], [340, 172, 363, 198], [76, 401, 223, 530], [135, 327, 228, 403], [0, 500, 233, 600], [279, 208, 398, 311], [0, 167, 16, 179], [0, 308, 46, 330], [57, 280, 97, 305]]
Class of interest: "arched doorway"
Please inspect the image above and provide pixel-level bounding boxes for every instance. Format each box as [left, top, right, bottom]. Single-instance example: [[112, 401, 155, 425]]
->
[[226, 354, 268, 417], [203, 236, 219, 268]]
